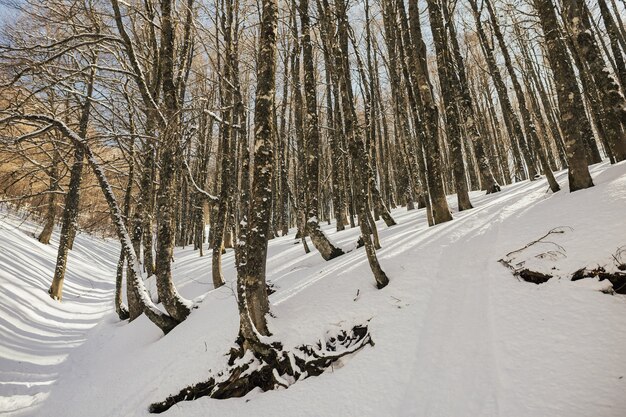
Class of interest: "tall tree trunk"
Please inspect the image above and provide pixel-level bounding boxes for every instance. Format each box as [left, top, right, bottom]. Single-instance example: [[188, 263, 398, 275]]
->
[[348, 22, 396, 227], [298, 0, 344, 260], [316, 0, 347, 231], [335, 0, 389, 288], [599, 0, 626, 93], [564, 0, 626, 162], [48, 61, 96, 300], [379, 0, 427, 212], [532, 0, 594, 191], [405, 0, 452, 224], [212, 0, 237, 288], [237, 0, 278, 344], [427, 0, 473, 210], [469, 0, 536, 181], [154, 0, 192, 322]]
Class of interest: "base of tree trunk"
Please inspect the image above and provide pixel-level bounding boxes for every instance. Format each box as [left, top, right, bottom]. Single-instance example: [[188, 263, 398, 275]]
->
[[116, 305, 130, 320], [148, 324, 373, 414], [485, 183, 501, 194]]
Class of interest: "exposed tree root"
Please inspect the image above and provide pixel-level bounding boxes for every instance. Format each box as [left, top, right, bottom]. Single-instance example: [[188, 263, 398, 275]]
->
[[497, 229, 626, 292], [116, 305, 130, 320], [266, 281, 277, 296], [148, 324, 373, 414], [571, 267, 626, 294], [498, 227, 569, 284], [502, 264, 626, 293], [485, 183, 501, 194], [518, 269, 553, 284]]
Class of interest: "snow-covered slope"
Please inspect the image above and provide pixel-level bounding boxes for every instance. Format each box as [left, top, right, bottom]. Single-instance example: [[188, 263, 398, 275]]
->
[[0, 211, 119, 415], [2, 162, 626, 417]]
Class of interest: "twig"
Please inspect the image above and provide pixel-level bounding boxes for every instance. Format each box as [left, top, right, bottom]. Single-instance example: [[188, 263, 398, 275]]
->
[[504, 226, 572, 258]]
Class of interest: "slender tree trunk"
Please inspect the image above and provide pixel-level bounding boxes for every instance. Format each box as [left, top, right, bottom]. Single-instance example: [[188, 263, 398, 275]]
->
[[427, 0, 473, 210], [212, 0, 237, 288], [154, 0, 191, 322], [406, 0, 452, 224], [316, 0, 347, 231], [442, 0, 500, 194], [298, 0, 344, 260], [38, 146, 60, 244], [49, 61, 96, 300], [335, 0, 389, 288], [115, 118, 136, 321], [599, 0, 626, 93]]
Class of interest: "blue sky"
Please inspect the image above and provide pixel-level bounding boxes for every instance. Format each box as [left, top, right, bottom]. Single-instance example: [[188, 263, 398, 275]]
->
[[0, 1, 20, 26]]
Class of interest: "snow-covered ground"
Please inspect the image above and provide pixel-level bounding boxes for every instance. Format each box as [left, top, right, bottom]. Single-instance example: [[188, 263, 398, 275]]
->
[[1, 161, 626, 417]]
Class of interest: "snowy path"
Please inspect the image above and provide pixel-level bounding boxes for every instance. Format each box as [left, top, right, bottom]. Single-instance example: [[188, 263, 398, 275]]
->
[[396, 185, 532, 417], [392, 166, 626, 417], [1, 162, 626, 417]]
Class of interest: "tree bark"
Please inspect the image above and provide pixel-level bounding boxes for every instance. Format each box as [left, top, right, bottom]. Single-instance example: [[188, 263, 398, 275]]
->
[[532, 0, 594, 192], [427, 0, 473, 210], [154, 0, 192, 322], [335, 0, 389, 288], [38, 145, 60, 244], [299, 0, 344, 261], [406, 0, 452, 224], [49, 61, 96, 300], [237, 0, 279, 342], [564, 0, 626, 162]]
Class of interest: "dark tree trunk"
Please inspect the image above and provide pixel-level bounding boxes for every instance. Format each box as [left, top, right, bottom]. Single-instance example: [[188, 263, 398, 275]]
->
[[532, 0, 594, 192], [427, 0, 473, 210], [316, 0, 348, 232], [236, 0, 279, 345], [598, 0, 626, 94], [406, 0, 452, 224], [154, 0, 191, 323], [299, 0, 345, 261], [335, 0, 389, 288], [38, 146, 60, 244], [49, 61, 96, 301], [564, 0, 626, 162]]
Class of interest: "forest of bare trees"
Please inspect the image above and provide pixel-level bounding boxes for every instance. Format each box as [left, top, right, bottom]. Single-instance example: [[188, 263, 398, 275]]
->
[[0, 0, 625, 408]]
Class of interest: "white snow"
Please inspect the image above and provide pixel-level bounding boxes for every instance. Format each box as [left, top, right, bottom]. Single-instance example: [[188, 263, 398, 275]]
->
[[1, 161, 626, 417]]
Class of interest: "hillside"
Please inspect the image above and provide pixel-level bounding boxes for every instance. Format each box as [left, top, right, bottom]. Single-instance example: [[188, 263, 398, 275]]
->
[[1, 161, 626, 417]]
